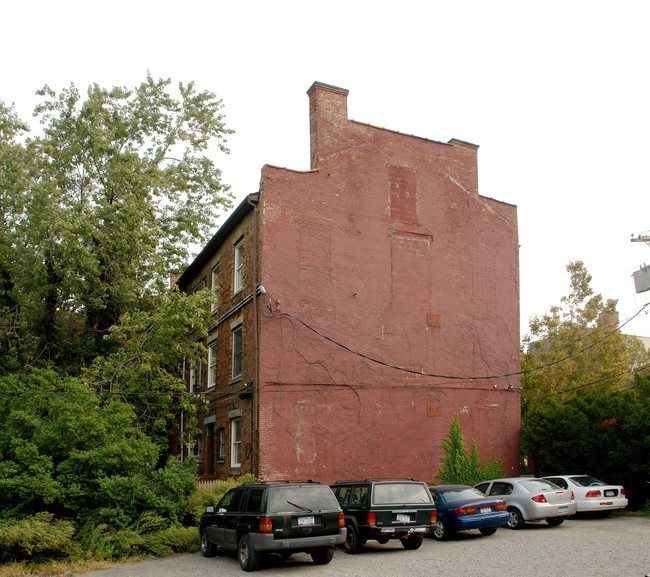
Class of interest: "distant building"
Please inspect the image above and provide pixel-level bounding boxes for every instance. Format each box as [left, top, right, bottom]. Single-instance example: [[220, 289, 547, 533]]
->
[[175, 82, 521, 482]]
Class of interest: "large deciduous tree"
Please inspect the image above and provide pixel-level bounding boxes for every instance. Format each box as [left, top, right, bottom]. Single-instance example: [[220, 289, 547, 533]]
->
[[0, 75, 232, 369], [521, 261, 650, 415]]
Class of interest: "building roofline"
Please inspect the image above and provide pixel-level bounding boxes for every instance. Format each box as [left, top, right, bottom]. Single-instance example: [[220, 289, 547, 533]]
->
[[176, 193, 259, 291]]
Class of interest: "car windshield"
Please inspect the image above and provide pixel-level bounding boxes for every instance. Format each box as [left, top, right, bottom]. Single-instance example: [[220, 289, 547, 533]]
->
[[373, 483, 432, 505], [519, 479, 558, 492], [268, 486, 339, 513], [439, 487, 487, 503], [570, 476, 606, 487]]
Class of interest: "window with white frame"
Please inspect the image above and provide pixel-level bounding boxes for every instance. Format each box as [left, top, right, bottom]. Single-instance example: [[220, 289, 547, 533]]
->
[[190, 365, 197, 393], [234, 239, 244, 293], [231, 418, 241, 467], [232, 325, 242, 379], [211, 263, 220, 313], [195, 433, 203, 463], [207, 341, 217, 388]]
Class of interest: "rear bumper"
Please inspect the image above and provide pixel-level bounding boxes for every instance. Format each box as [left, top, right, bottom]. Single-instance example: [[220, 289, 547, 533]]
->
[[448, 512, 511, 532], [365, 525, 431, 538], [249, 528, 346, 552], [577, 497, 628, 512], [523, 500, 577, 521]]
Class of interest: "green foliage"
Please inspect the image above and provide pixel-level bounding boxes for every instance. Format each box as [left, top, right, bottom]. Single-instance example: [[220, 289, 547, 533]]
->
[[434, 417, 504, 485], [0, 76, 233, 370], [521, 261, 650, 415], [189, 474, 258, 524], [0, 513, 78, 562], [521, 379, 650, 509]]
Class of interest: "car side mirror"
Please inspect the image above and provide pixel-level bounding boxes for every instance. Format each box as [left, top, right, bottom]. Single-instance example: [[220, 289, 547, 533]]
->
[[205, 506, 215, 513], [218, 507, 227, 513]]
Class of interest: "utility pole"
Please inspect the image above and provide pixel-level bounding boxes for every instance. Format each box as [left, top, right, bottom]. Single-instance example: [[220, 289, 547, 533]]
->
[[631, 231, 650, 293]]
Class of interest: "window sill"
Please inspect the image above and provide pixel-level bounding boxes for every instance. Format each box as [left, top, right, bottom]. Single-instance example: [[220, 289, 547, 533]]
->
[[229, 376, 242, 386]]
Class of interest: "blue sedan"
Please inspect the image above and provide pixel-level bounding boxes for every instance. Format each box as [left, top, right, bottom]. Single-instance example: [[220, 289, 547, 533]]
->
[[429, 485, 510, 540]]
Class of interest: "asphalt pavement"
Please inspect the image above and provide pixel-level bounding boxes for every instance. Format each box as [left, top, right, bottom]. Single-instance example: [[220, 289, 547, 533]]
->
[[78, 515, 650, 577]]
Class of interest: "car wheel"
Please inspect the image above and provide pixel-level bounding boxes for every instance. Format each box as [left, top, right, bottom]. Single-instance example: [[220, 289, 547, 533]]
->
[[238, 534, 261, 571], [546, 516, 564, 526], [311, 547, 334, 565], [479, 527, 497, 536], [200, 529, 217, 557], [506, 507, 525, 530], [344, 523, 364, 554], [432, 519, 450, 541], [400, 534, 423, 550]]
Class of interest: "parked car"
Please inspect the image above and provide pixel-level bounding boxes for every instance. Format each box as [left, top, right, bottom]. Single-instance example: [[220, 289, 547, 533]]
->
[[331, 478, 437, 553], [428, 485, 510, 540], [199, 480, 346, 571], [474, 477, 576, 529], [543, 475, 628, 515]]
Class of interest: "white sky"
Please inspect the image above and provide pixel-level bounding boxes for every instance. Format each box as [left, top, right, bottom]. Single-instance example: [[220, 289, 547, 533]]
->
[[3, 0, 649, 339]]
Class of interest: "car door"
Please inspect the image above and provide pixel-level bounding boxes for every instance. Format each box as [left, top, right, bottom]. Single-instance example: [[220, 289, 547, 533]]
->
[[223, 488, 245, 546]]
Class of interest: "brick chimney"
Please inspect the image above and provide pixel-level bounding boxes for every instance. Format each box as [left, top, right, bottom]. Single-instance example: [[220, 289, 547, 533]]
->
[[307, 82, 349, 169]]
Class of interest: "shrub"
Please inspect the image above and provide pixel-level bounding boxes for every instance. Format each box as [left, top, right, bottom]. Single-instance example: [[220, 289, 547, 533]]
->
[[189, 474, 258, 524], [434, 416, 504, 486], [0, 513, 78, 562]]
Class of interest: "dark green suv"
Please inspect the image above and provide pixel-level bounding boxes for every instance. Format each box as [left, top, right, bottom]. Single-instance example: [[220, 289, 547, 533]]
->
[[199, 480, 346, 571], [331, 478, 437, 553]]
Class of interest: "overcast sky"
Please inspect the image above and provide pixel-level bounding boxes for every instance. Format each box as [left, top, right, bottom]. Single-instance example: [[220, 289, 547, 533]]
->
[[3, 0, 649, 339]]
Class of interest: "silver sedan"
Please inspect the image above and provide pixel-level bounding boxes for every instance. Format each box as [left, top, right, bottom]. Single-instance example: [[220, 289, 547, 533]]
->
[[474, 477, 577, 529]]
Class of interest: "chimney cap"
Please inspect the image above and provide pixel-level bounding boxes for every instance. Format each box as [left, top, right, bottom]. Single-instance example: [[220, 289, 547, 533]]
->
[[307, 81, 349, 97]]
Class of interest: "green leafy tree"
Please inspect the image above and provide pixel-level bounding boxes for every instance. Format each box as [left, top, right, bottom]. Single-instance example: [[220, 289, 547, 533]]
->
[[521, 376, 650, 509], [434, 416, 504, 485], [0, 75, 232, 370], [521, 261, 650, 415]]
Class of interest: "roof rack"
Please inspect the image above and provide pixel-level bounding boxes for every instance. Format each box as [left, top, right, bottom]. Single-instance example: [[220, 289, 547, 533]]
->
[[332, 477, 418, 483], [242, 479, 317, 485]]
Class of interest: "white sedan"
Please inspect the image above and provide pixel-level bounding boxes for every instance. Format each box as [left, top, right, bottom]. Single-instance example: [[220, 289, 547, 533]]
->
[[543, 475, 627, 515]]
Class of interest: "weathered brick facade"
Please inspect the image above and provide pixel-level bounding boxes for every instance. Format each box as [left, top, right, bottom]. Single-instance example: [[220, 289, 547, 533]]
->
[[177, 82, 520, 483]]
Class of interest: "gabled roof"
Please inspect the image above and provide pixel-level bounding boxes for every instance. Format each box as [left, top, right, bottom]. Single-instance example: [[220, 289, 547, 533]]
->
[[176, 193, 259, 291]]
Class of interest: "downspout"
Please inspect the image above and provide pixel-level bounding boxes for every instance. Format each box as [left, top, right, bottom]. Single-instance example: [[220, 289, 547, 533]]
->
[[247, 194, 260, 476]]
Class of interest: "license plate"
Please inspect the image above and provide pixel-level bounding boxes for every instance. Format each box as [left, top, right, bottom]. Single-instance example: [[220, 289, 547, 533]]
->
[[298, 516, 315, 526], [396, 514, 411, 523], [558, 506, 568, 514], [604, 490, 616, 497], [480, 507, 491, 515]]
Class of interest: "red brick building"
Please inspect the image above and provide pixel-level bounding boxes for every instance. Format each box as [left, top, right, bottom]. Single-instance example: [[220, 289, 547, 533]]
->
[[176, 82, 521, 483]]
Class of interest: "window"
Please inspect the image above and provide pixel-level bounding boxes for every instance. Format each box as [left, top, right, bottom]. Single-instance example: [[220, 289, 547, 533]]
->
[[196, 359, 204, 390], [217, 428, 225, 463], [211, 263, 220, 313], [231, 417, 241, 467], [208, 342, 217, 388], [232, 325, 242, 379], [189, 366, 197, 393], [234, 240, 244, 293]]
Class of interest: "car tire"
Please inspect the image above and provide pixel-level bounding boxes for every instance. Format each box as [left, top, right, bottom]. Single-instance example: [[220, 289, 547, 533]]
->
[[311, 547, 334, 564], [200, 529, 217, 557], [238, 534, 261, 571], [546, 516, 564, 526], [479, 527, 497, 536], [344, 523, 364, 554], [432, 519, 451, 541], [506, 507, 525, 530], [400, 534, 424, 550]]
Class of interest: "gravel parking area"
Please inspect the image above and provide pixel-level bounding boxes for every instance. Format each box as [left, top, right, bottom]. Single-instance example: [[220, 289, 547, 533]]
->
[[79, 516, 650, 577]]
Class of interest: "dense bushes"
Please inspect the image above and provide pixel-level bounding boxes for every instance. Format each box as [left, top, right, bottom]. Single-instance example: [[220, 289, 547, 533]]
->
[[522, 375, 650, 509]]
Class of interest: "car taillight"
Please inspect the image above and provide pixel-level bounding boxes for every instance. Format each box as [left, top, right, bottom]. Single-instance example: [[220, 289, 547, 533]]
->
[[367, 512, 376, 526], [260, 517, 273, 534], [339, 512, 345, 528], [621, 488, 626, 497], [571, 491, 575, 500], [453, 506, 478, 515], [531, 494, 547, 503], [585, 490, 601, 498], [431, 509, 437, 523], [494, 502, 507, 511]]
